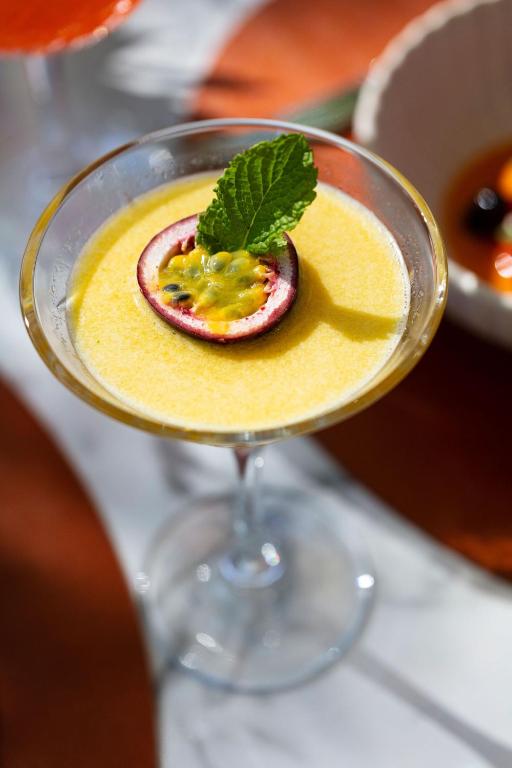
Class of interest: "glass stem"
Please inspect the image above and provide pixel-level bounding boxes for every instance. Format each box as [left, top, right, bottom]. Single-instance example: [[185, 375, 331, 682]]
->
[[220, 447, 284, 588], [234, 446, 263, 540], [23, 54, 79, 187]]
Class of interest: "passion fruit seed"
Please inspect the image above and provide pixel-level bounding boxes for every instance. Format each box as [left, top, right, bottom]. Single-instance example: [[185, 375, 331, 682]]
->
[[210, 255, 227, 272], [465, 187, 507, 237], [137, 213, 298, 343]]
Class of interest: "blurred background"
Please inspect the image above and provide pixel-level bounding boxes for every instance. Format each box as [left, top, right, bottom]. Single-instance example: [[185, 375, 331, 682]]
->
[[2, 0, 512, 766]]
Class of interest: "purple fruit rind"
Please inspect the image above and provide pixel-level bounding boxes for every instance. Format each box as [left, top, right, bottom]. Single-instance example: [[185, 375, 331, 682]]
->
[[137, 214, 298, 343]]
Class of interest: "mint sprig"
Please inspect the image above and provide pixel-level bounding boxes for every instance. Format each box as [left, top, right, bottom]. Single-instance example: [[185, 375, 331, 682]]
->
[[196, 133, 318, 255]]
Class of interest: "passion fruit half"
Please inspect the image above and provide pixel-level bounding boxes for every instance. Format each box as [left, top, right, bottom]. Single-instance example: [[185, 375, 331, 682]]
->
[[137, 214, 298, 343]]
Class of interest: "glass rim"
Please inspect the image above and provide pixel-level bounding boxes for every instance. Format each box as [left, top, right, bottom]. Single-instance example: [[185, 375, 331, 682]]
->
[[19, 117, 448, 446]]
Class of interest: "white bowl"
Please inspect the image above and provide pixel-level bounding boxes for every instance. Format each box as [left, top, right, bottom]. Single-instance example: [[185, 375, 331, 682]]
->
[[353, 0, 512, 348]]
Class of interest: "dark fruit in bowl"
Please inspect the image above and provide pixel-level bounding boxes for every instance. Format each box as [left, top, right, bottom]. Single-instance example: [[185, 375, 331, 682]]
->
[[464, 187, 507, 236], [137, 214, 298, 343]]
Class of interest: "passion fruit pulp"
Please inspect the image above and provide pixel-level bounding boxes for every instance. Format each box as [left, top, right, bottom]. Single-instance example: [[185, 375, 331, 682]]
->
[[137, 214, 298, 343]]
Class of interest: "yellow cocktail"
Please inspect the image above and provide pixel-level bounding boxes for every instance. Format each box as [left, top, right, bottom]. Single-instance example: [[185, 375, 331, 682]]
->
[[70, 176, 409, 432]]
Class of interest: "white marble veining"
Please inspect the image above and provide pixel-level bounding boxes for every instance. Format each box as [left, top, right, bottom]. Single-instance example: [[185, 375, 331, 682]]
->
[[1, 1, 512, 765]]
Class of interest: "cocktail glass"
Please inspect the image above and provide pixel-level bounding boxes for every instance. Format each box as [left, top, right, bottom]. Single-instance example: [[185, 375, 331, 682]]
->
[[20, 119, 447, 692], [0, 0, 141, 193]]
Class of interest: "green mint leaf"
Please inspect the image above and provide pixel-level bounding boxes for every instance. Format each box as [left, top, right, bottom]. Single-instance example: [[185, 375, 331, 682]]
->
[[196, 133, 318, 254]]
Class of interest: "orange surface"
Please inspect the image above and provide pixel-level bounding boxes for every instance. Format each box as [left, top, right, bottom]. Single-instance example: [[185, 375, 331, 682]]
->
[[193, 0, 436, 119], [0, 0, 140, 53], [319, 319, 512, 580]]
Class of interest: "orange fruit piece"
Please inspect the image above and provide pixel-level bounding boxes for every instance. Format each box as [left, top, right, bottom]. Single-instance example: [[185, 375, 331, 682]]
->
[[497, 158, 512, 203]]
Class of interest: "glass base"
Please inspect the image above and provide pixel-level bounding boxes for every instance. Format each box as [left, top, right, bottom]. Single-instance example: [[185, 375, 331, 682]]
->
[[140, 486, 375, 693]]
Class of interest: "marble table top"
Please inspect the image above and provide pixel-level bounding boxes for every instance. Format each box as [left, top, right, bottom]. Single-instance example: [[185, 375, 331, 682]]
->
[[1, 1, 511, 764]]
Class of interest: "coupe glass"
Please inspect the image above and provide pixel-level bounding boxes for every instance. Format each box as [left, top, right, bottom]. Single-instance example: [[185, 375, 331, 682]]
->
[[20, 119, 447, 692]]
